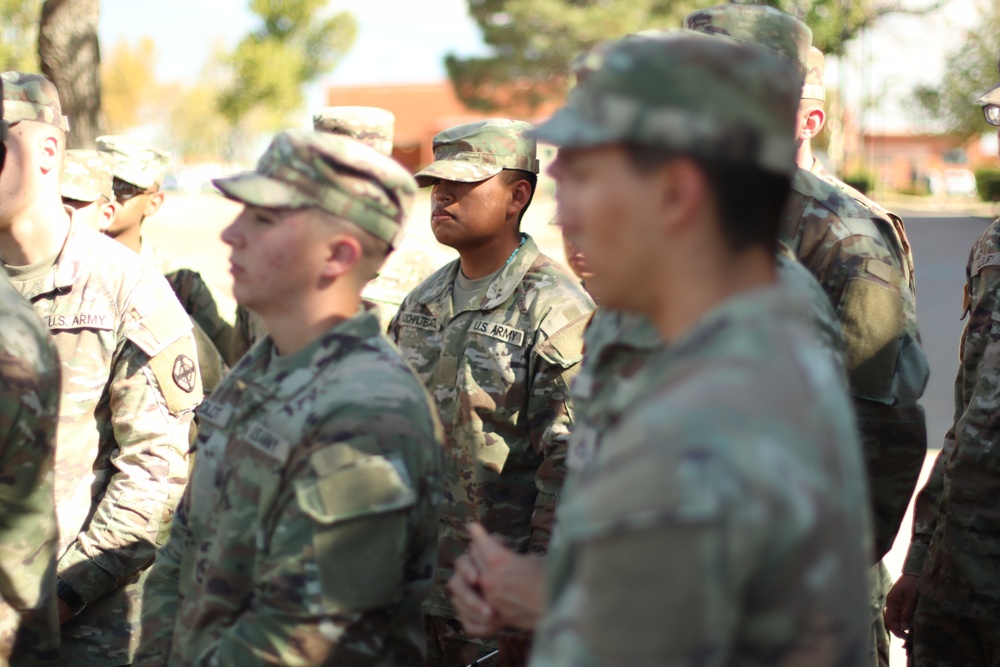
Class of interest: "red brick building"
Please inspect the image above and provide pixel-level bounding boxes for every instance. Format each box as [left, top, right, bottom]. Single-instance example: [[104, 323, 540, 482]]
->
[[857, 133, 995, 193]]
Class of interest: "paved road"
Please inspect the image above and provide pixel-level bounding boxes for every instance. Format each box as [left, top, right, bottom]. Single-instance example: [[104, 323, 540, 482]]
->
[[144, 195, 990, 665], [882, 211, 993, 665]]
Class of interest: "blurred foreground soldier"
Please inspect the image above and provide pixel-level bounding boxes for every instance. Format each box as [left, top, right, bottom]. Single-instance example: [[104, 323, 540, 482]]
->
[[687, 7, 928, 666], [60, 149, 116, 231], [0, 74, 61, 667], [98, 135, 229, 394], [0, 71, 202, 666], [388, 119, 593, 666], [523, 31, 870, 665], [884, 59, 1000, 666], [136, 130, 444, 665]]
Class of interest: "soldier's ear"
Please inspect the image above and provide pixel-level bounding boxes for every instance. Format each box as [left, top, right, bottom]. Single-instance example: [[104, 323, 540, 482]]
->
[[38, 132, 60, 175], [320, 234, 363, 281], [144, 189, 165, 217], [98, 198, 119, 233], [799, 107, 826, 141]]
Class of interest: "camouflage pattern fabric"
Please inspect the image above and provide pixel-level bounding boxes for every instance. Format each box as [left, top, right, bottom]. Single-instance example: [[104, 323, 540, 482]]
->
[[0, 72, 69, 133], [0, 269, 60, 666], [214, 130, 416, 247], [803, 46, 826, 101], [61, 150, 113, 203], [910, 591, 1000, 665], [226, 305, 266, 367], [4, 216, 202, 666], [531, 285, 870, 666], [783, 167, 928, 562], [387, 235, 594, 623], [683, 4, 811, 70], [96, 136, 169, 190], [140, 242, 234, 395], [136, 307, 443, 665], [362, 234, 456, 331], [531, 31, 802, 177], [414, 119, 540, 187], [903, 217, 1000, 622], [313, 106, 395, 157]]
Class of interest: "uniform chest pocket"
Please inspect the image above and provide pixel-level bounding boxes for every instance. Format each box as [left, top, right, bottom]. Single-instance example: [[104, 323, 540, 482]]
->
[[464, 319, 529, 411]]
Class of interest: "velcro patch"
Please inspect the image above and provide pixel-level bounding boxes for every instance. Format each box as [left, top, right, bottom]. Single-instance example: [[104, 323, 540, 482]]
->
[[470, 319, 526, 346], [148, 336, 202, 415], [973, 250, 1000, 277], [245, 422, 291, 463], [47, 312, 113, 330], [198, 400, 234, 428], [397, 311, 438, 331]]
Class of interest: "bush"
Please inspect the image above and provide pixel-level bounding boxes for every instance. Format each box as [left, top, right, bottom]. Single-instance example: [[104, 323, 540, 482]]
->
[[843, 172, 874, 195], [975, 168, 1000, 202]]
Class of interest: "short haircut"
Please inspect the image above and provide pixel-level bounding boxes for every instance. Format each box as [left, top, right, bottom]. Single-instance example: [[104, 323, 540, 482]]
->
[[623, 143, 792, 252], [498, 168, 537, 226], [312, 209, 392, 282]]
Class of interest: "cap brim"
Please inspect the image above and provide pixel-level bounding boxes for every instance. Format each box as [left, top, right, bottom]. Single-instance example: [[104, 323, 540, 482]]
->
[[60, 184, 101, 203], [977, 81, 1000, 106], [530, 104, 621, 149], [413, 160, 502, 188], [212, 172, 312, 208]]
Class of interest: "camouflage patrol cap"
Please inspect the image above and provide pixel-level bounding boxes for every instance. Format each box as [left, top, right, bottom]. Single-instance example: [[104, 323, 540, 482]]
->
[[213, 129, 416, 247], [414, 119, 539, 187], [803, 47, 826, 102], [684, 4, 811, 72], [975, 54, 1000, 106], [96, 135, 170, 190], [532, 30, 801, 176], [1, 71, 69, 133], [313, 106, 395, 156], [61, 149, 114, 203]]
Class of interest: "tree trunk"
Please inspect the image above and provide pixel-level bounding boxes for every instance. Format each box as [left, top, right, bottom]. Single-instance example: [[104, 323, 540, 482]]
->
[[38, 0, 102, 148]]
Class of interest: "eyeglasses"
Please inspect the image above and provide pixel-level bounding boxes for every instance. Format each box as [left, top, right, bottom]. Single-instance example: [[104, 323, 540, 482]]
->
[[984, 105, 1000, 126], [112, 179, 150, 203]]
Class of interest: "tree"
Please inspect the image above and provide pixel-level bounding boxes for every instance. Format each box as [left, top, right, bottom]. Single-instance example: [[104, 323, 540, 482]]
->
[[38, 0, 102, 148], [912, 0, 999, 138], [448, 0, 943, 113], [218, 0, 357, 130], [102, 36, 168, 134], [0, 0, 42, 71]]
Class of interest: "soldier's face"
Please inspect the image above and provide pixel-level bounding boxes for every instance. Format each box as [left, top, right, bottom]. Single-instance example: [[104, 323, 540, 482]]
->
[[550, 145, 665, 311], [428, 175, 515, 250], [221, 204, 329, 314], [0, 122, 37, 224]]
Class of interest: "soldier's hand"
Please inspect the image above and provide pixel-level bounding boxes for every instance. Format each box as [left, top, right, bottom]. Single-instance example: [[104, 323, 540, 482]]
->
[[884, 573, 920, 640], [468, 522, 545, 632], [449, 552, 502, 637]]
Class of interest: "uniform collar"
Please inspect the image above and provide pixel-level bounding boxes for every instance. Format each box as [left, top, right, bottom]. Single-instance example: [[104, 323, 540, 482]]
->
[[18, 209, 87, 300]]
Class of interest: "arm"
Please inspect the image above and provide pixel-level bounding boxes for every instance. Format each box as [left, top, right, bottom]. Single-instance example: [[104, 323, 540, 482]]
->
[[0, 312, 60, 664], [56, 313, 201, 610], [528, 314, 589, 554]]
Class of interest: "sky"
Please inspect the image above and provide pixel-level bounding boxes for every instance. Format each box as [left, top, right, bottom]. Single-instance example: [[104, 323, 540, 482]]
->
[[97, 0, 985, 134]]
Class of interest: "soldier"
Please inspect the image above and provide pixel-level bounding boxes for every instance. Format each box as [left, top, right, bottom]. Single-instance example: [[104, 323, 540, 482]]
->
[[135, 130, 444, 665], [520, 29, 869, 665], [884, 57, 1000, 666], [0, 73, 61, 667], [97, 136, 231, 393], [0, 71, 203, 666], [60, 149, 116, 231], [686, 7, 928, 666], [387, 119, 593, 666]]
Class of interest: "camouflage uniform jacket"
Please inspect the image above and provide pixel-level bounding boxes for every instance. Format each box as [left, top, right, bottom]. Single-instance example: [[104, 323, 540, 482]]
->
[[903, 217, 1000, 620], [781, 167, 928, 560], [7, 218, 202, 666], [387, 235, 594, 617], [139, 242, 232, 392], [0, 270, 60, 666], [136, 307, 444, 666], [569, 250, 846, 477], [531, 285, 871, 667]]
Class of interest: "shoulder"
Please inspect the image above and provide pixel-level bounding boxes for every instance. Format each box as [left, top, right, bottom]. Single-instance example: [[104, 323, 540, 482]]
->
[[790, 170, 887, 240], [523, 252, 595, 325], [398, 259, 458, 310]]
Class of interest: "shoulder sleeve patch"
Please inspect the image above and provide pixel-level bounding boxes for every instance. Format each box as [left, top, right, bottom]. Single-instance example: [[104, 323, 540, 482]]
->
[[146, 334, 203, 415], [536, 312, 590, 368], [972, 249, 1000, 278]]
